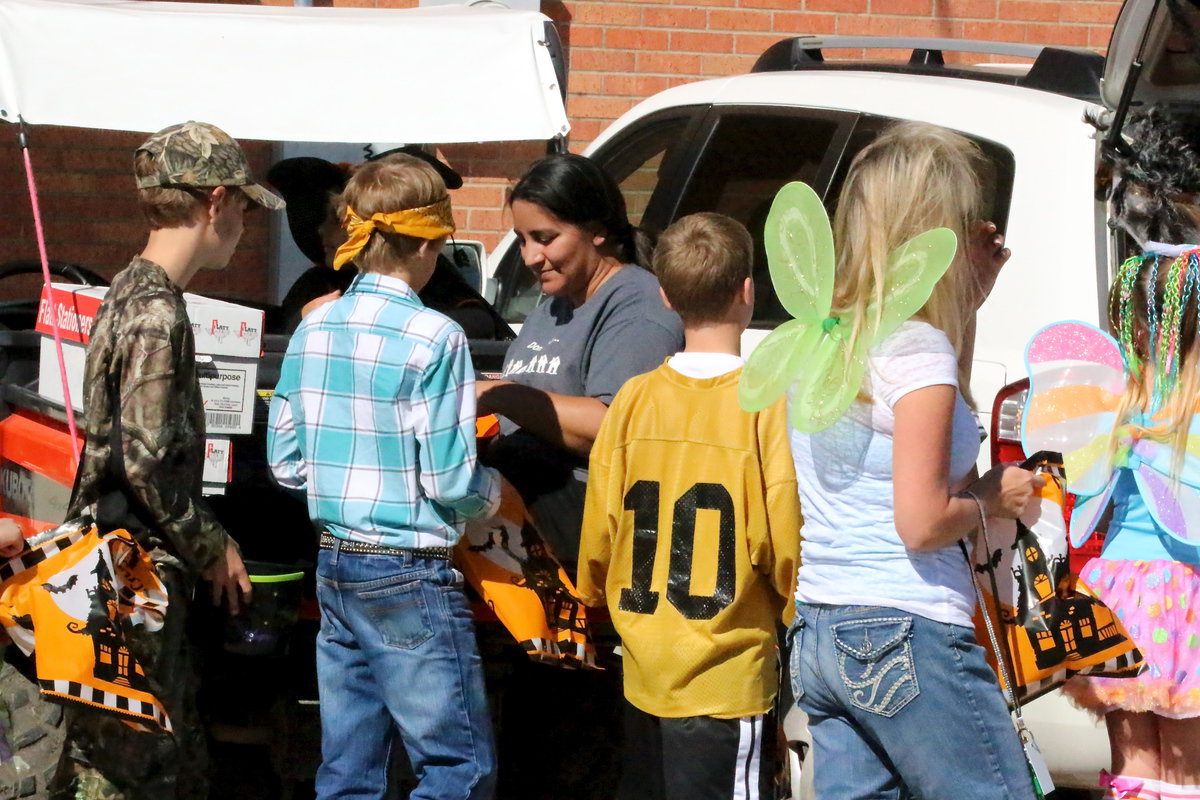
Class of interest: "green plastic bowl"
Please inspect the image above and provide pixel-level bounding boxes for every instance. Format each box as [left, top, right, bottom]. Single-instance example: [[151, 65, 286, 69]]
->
[[224, 561, 305, 657]]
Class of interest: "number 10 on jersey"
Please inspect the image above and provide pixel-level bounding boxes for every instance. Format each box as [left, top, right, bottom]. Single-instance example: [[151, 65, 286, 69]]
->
[[620, 480, 737, 621]]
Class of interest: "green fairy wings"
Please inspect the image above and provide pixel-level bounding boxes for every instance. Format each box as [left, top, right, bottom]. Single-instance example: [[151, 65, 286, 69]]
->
[[737, 181, 959, 432]]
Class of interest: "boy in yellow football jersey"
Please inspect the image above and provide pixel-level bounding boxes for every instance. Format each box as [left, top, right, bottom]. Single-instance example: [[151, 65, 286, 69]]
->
[[578, 212, 802, 800]]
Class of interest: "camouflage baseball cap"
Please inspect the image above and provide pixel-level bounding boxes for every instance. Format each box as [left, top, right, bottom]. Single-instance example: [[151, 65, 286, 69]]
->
[[135, 121, 285, 210]]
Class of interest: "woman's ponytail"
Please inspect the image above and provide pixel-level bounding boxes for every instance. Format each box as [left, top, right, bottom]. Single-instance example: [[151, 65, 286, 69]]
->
[[627, 226, 655, 271]]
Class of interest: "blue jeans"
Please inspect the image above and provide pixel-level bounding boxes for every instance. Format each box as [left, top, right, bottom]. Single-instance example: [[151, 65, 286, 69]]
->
[[315, 544, 496, 800], [788, 603, 1034, 800]]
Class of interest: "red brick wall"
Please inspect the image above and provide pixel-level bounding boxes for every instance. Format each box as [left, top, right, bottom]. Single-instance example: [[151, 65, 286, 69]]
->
[[0, 127, 274, 302], [0, 0, 1121, 303]]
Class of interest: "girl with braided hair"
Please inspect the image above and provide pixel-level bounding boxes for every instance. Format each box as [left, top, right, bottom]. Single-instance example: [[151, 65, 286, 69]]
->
[[1046, 106, 1200, 800]]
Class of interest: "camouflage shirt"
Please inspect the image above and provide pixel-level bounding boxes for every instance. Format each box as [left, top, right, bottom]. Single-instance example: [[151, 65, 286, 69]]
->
[[67, 257, 228, 574]]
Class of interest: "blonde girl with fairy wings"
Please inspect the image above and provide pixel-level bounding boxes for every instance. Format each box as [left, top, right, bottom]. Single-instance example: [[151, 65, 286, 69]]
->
[[1024, 106, 1200, 800], [832, 124, 993, 397], [743, 121, 1044, 799]]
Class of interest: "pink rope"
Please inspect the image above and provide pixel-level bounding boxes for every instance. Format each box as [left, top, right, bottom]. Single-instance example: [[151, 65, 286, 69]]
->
[[20, 125, 81, 467]]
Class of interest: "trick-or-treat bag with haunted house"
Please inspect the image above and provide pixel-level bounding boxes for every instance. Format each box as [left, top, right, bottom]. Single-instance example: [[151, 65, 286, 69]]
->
[[454, 417, 598, 670], [0, 520, 172, 732], [971, 451, 1144, 704]]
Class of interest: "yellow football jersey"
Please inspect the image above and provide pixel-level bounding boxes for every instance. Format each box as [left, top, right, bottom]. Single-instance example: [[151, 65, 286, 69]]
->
[[579, 363, 802, 719]]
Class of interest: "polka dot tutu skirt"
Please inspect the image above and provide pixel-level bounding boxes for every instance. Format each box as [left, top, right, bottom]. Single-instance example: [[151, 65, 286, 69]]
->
[[1063, 558, 1200, 718]]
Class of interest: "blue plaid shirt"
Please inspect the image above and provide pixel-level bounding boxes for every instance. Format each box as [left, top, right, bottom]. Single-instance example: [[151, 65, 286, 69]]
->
[[267, 273, 499, 549]]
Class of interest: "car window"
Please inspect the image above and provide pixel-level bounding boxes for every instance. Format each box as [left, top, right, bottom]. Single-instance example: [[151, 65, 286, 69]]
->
[[607, 121, 686, 229], [673, 111, 1015, 327], [492, 113, 696, 323], [673, 111, 847, 324], [822, 114, 891, 222], [825, 116, 1014, 235]]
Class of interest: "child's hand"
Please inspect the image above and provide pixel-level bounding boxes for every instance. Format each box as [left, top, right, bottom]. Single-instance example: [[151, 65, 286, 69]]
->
[[202, 537, 253, 616], [0, 519, 26, 559]]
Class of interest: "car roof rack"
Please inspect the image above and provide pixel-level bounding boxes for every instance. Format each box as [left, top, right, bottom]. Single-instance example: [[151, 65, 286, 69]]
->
[[751, 36, 1104, 102]]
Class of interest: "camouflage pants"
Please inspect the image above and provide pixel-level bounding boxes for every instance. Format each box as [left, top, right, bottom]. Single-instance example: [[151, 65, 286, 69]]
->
[[48, 566, 207, 800], [0, 690, 10, 763]]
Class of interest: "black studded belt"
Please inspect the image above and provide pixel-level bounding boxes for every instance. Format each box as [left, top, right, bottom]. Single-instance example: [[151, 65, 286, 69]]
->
[[318, 532, 453, 561]]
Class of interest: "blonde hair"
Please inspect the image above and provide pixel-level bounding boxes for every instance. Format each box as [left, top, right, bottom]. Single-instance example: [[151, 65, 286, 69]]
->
[[339, 153, 448, 274], [654, 212, 752, 324], [831, 121, 986, 404]]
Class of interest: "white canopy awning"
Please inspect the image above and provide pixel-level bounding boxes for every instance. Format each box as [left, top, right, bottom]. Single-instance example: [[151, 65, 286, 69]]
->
[[0, 0, 570, 144]]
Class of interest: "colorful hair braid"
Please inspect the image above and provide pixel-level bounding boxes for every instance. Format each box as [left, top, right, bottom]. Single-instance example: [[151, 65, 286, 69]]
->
[[1158, 250, 1197, 399], [1115, 253, 1144, 378], [1113, 248, 1200, 410]]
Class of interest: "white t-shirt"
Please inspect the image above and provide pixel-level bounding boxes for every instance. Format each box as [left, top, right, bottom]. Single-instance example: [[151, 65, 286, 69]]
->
[[666, 351, 744, 379], [790, 320, 981, 627]]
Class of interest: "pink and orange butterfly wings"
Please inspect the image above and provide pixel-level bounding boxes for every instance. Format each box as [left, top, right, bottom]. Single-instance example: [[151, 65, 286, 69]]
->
[[1022, 321, 1200, 546]]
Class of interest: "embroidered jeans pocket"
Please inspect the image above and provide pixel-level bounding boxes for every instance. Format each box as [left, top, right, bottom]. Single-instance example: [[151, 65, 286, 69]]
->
[[831, 616, 919, 718]]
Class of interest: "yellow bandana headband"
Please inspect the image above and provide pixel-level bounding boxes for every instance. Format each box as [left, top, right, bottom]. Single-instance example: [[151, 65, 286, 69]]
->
[[332, 196, 456, 270]]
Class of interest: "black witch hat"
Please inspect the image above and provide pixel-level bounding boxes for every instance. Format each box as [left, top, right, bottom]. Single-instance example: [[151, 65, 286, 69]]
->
[[267, 148, 463, 266]]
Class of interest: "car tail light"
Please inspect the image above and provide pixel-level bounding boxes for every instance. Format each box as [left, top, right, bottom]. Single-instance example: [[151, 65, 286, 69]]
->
[[988, 377, 1104, 574], [1069, 533, 1105, 575], [989, 378, 1028, 467]]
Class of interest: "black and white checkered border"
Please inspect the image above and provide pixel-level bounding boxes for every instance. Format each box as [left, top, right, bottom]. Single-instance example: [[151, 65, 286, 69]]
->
[[40, 678, 172, 732], [1014, 650, 1146, 705], [0, 521, 91, 582], [1086, 649, 1145, 678]]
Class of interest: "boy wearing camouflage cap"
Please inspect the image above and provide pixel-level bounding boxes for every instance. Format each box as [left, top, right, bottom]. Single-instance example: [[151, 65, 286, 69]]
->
[[52, 121, 283, 800]]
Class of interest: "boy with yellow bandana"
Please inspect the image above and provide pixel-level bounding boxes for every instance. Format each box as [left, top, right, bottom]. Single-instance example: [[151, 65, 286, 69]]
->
[[268, 153, 501, 800]]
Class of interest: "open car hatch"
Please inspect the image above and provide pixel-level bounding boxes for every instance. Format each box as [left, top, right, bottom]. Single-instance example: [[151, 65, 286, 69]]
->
[[1103, 0, 1200, 111]]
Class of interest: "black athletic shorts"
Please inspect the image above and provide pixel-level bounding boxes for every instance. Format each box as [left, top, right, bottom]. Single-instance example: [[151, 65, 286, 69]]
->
[[617, 701, 778, 800]]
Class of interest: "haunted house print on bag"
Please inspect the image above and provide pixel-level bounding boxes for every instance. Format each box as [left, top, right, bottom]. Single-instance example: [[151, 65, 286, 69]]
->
[[972, 453, 1143, 703], [0, 520, 171, 731]]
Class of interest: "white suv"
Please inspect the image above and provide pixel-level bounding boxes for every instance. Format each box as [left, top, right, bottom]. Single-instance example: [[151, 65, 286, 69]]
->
[[490, 38, 1110, 444], [486, 34, 1116, 795]]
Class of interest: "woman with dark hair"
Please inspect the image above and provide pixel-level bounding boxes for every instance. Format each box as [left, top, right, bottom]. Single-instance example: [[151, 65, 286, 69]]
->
[[477, 153, 682, 561]]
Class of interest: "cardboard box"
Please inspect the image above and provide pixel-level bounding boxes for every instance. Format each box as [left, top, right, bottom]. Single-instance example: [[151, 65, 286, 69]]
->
[[187, 297, 263, 360], [37, 335, 87, 409], [37, 283, 263, 435]]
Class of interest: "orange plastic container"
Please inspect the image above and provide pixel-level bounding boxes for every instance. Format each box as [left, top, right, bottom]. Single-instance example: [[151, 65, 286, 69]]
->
[[0, 408, 81, 537]]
